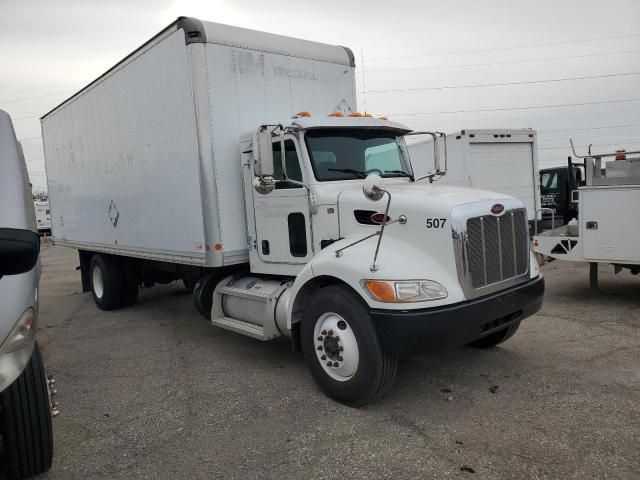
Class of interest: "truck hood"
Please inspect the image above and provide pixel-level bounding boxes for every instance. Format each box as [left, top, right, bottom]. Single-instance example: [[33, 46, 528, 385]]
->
[[327, 180, 524, 304]]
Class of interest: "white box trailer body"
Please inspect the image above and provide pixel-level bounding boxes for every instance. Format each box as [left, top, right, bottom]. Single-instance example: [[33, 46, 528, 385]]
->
[[408, 129, 540, 221], [42, 18, 355, 267]]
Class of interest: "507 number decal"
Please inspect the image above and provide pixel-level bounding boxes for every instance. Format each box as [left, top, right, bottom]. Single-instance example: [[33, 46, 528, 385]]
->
[[426, 218, 447, 228]]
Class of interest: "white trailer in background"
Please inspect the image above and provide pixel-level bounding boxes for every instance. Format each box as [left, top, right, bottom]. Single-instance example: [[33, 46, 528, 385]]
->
[[533, 144, 640, 288], [34, 200, 51, 234], [42, 17, 544, 405], [408, 129, 540, 223]]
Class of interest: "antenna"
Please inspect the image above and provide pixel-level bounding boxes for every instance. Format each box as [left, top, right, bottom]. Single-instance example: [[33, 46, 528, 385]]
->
[[361, 48, 367, 114]]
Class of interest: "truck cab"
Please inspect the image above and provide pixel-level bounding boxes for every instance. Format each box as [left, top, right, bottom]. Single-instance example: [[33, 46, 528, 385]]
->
[[0, 110, 53, 479], [210, 113, 545, 404]]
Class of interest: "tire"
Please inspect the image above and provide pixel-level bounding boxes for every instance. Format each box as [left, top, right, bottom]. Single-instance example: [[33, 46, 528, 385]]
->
[[182, 279, 196, 293], [468, 320, 521, 349], [0, 343, 53, 480], [90, 254, 123, 310], [120, 260, 140, 308], [193, 273, 225, 319], [300, 285, 397, 407]]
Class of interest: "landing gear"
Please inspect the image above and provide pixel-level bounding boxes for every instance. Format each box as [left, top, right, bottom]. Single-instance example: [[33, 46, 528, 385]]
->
[[301, 285, 397, 406]]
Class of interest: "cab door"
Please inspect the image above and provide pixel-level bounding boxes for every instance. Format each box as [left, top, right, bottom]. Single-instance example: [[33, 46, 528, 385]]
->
[[252, 136, 312, 264]]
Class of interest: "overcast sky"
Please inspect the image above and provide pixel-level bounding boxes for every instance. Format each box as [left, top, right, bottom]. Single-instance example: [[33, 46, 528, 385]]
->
[[1, 0, 639, 191]]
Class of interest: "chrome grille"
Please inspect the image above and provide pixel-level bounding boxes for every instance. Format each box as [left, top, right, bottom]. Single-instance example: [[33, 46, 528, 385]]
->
[[465, 210, 528, 289]]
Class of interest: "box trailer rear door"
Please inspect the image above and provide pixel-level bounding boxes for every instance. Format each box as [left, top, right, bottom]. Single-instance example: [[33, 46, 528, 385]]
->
[[467, 141, 537, 220]]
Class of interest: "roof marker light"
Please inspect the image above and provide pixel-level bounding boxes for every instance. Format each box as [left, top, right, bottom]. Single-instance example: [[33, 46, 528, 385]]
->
[[349, 112, 363, 117], [296, 111, 311, 117], [364, 113, 373, 117], [378, 116, 389, 121], [328, 111, 344, 117]]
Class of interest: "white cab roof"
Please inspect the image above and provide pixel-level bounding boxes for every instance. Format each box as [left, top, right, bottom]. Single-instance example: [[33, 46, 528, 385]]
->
[[292, 116, 411, 132]]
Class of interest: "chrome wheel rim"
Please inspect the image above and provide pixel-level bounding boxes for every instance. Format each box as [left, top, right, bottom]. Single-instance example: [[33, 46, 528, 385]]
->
[[92, 265, 104, 299], [313, 312, 359, 382]]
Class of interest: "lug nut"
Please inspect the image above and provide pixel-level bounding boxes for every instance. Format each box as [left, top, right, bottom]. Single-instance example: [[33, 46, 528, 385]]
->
[[317, 336, 323, 341], [321, 330, 327, 335], [327, 361, 332, 367], [328, 330, 334, 336], [339, 346, 344, 351], [317, 346, 323, 351], [51, 408, 60, 417], [337, 356, 343, 362], [321, 355, 326, 360], [51, 389, 58, 396], [333, 362, 339, 367], [48, 379, 56, 385], [335, 336, 340, 341]]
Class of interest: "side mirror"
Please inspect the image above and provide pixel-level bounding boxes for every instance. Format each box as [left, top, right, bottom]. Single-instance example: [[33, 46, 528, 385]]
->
[[255, 127, 275, 178], [363, 174, 385, 201], [0, 228, 40, 277]]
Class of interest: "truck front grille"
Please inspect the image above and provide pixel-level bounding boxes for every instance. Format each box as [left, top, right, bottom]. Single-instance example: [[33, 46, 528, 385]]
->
[[465, 210, 528, 289]]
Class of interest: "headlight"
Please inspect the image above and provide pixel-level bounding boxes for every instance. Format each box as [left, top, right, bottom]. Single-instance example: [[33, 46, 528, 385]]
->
[[363, 280, 448, 303], [0, 308, 36, 354]]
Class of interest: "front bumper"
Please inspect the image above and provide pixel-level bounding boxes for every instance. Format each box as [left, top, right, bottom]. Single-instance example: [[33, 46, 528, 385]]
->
[[370, 275, 544, 354]]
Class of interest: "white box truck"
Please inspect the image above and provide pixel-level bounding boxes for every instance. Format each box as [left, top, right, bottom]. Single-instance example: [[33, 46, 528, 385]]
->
[[42, 17, 544, 405], [408, 129, 541, 224], [34, 200, 51, 234]]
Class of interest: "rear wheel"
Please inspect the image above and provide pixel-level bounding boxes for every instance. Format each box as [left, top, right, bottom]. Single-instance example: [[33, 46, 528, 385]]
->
[[301, 285, 397, 407], [468, 320, 521, 348], [193, 273, 226, 319], [0, 343, 53, 480], [90, 254, 123, 310]]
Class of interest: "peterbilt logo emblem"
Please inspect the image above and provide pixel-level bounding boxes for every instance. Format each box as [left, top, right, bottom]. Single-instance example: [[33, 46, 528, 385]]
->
[[491, 204, 505, 215]]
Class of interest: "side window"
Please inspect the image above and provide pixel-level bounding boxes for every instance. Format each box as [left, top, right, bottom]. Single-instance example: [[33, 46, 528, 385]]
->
[[273, 140, 303, 189]]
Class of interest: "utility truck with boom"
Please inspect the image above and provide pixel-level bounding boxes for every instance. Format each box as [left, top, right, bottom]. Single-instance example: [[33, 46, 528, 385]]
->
[[534, 142, 640, 288], [42, 17, 544, 405]]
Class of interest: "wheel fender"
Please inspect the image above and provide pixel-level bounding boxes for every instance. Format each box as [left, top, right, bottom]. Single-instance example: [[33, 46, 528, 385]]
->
[[285, 234, 463, 330]]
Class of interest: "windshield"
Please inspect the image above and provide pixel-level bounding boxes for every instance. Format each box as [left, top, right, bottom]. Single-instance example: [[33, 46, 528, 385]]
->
[[540, 171, 559, 194], [304, 129, 413, 181]]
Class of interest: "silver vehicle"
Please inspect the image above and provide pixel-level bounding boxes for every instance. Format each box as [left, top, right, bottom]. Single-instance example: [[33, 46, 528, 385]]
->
[[0, 110, 53, 479]]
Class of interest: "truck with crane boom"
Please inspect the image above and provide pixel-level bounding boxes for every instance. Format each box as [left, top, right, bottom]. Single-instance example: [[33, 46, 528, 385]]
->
[[42, 17, 544, 405], [534, 142, 640, 288]]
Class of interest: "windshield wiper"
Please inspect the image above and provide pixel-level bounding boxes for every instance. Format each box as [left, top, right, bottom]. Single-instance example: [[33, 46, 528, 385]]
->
[[384, 170, 415, 182], [327, 168, 367, 178]]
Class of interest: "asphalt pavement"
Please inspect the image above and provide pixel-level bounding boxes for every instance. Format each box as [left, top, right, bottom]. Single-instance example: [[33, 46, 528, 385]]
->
[[33, 244, 640, 479]]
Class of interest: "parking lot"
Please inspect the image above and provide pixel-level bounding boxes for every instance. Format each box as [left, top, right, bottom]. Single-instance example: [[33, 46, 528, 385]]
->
[[34, 244, 639, 480]]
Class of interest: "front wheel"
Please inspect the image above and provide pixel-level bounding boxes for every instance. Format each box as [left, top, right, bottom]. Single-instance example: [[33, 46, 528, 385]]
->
[[0, 343, 53, 479], [301, 285, 397, 407]]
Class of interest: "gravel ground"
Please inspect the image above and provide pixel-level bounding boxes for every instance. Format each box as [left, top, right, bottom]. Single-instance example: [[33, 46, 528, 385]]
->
[[30, 244, 640, 479]]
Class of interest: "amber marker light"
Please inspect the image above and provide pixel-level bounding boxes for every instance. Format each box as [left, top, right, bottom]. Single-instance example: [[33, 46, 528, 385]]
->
[[365, 280, 396, 302]]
